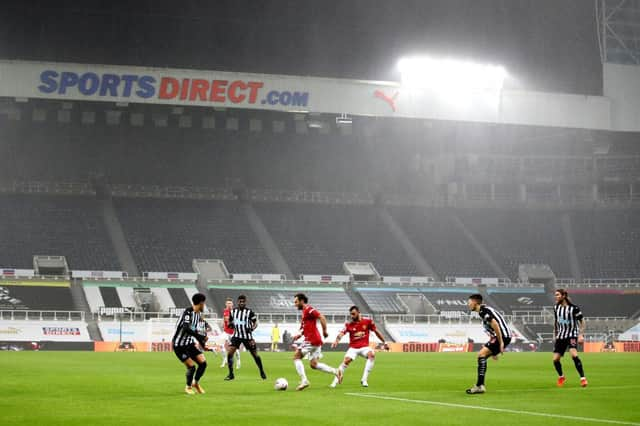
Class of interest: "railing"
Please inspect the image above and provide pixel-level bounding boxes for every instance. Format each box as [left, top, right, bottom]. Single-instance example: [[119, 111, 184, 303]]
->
[[381, 314, 482, 324], [92, 311, 219, 321], [0, 274, 70, 281], [556, 279, 640, 288], [255, 312, 357, 324], [0, 310, 85, 321], [206, 279, 344, 288]]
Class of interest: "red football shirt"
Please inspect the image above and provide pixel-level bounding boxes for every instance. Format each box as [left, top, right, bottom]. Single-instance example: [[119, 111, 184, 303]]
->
[[223, 308, 234, 335], [341, 318, 377, 349], [300, 305, 323, 346]]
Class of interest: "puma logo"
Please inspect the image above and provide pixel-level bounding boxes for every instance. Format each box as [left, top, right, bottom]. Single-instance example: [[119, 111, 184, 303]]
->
[[374, 90, 399, 112]]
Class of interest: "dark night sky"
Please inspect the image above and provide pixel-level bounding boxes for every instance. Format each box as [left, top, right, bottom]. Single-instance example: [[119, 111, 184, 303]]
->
[[1, 0, 602, 95]]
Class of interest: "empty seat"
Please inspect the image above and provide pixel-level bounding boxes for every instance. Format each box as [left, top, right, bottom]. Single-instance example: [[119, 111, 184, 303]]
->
[[0, 194, 119, 270], [115, 198, 274, 273], [257, 202, 418, 276]]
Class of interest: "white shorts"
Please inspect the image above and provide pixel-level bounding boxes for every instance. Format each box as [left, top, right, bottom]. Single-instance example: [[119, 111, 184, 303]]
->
[[345, 346, 374, 360], [297, 342, 323, 360]]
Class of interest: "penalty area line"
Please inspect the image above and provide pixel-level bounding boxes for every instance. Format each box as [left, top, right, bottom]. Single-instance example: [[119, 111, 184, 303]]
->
[[345, 393, 639, 426]]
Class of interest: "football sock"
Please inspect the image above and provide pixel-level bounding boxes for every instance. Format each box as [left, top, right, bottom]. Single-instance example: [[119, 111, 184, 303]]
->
[[186, 365, 196, 386], [315, 362, 337, 375], [573, 356, 585, 377], [294, 359, 307, 382], [194, 361, 207, 383], [252, 353, 264, 372], [362, 359, 374, 382], [227, 354, 234, 375], [477, 356, 488, 386], [553, 360, 563, 376]]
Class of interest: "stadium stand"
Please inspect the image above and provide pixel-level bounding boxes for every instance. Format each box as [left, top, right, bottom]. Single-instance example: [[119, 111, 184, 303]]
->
[[167, 287, 193, 308], [256, 202, 418, 276], [388, 206, 495, 279], [207, 284, 355, 315], [571, 210, 640, 278], [99, 287, 122, 308], [83, 280, 198, 312], [0, 281, 75, 311], [0, 113, 414, 195], [568, 289, 640, 318], [82, 286, 105, 313], [114, 197, 274, 273], [486, 287, 551, 314], [354, 288, 410, 314], [0, 194, 119, 270], [419, 288, 477, 317], [457, 209, 572, 280]]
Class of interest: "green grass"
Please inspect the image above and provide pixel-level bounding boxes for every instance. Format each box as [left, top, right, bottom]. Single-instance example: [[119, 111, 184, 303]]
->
[[0, 351, 638, 425]]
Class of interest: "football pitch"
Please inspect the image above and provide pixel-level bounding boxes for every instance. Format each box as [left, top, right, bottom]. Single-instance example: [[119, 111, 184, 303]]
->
[[1, 351, 638, 426]]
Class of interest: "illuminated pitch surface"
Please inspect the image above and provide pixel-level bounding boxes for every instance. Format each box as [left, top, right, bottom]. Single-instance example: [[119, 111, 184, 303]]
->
[[0, 352, 638, 425]]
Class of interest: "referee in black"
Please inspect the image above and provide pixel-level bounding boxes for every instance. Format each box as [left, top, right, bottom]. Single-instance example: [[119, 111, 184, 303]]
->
[[553, 288, 588, 387], [224, 295, 267, 381], [172, 292, 209, 395]]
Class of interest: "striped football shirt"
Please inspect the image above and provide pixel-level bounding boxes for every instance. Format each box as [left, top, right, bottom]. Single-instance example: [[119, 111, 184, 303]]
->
[[554, 303, 584, 339], [229, 307, 258, 340], [172, 307, 203, 347], [478, 305, 511, 339]]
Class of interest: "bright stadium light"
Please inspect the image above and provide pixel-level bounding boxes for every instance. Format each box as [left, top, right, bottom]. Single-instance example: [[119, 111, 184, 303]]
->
[[397, 56, 507, 91]]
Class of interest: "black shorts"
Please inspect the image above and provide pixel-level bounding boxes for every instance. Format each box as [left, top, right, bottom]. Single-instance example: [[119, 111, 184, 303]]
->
[[553, 337, 579, 356], [230, 337, 257, 351], [173, 343, 203, 362], [484, 336, 511, 355]]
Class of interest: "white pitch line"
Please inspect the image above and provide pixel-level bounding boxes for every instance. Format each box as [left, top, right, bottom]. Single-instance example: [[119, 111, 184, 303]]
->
[[345, 393, 640, 426], [392, 384, 640, 394]]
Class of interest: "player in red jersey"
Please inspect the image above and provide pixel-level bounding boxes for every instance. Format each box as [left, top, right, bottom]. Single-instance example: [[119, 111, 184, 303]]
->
[[291, 293, 342, 391], [220, 298, 240, 369], [330, 305, 388, 387]]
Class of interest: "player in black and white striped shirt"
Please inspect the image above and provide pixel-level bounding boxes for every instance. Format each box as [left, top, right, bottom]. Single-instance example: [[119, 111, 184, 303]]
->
[[224, 295, 267, 381], [553, 288, 588, 387], [172, 293, 209, 395], [466, 294, 512, 394]]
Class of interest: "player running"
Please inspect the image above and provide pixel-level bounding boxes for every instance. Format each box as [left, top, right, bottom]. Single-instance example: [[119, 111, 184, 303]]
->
[[466, 294, 511, 394], [330, 305, 388, 388], [220, 298, 240, 369], [172, 293, 209, 395], [291, 293, 342, 391], [553, 288, 588, 387], [224, 295, 267, 381]]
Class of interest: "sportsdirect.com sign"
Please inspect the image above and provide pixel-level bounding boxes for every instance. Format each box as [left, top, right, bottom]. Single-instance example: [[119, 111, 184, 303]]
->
[[0, 60, 317, 111], [38, 70, 309, 108]]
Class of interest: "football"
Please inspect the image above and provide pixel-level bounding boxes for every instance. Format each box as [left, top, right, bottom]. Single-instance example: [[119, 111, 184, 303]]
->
[[274, 378, 288, 391]]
